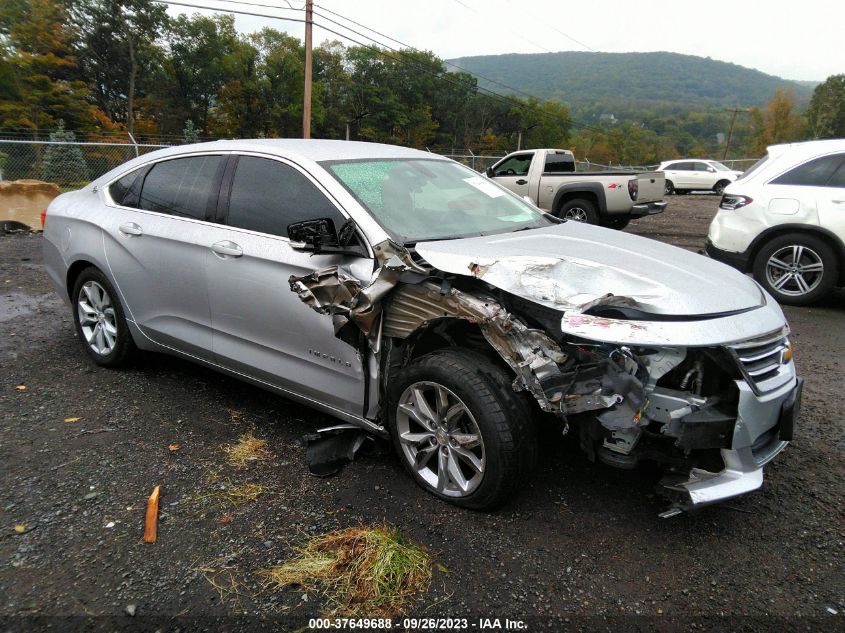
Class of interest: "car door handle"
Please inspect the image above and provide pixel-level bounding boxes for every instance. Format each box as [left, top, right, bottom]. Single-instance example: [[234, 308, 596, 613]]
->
[[833, 200, 845, 204], [118, 222, 143, 236], [211, 240, 243, 258], [515, 179, 528, 185]]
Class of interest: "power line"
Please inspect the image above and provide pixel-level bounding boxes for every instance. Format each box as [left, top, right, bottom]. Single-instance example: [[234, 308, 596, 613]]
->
[[153, 0, 603, 133], [312, 4, 552, 105], [450, 0, 552, 54], [308, 4, 607, 133]]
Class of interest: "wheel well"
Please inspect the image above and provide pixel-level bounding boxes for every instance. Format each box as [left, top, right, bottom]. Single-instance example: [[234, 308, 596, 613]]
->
[[749, 227, 845, 283], [66, 260, 97, 299], [399, 319, 509, 372], [556, 191, 599, 215]]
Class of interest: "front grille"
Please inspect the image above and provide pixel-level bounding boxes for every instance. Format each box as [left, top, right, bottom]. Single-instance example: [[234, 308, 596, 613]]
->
[[728, 333, 791, 394]]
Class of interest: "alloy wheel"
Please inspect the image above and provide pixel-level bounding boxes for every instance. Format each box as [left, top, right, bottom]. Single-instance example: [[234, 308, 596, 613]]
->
[[765, 244, 825, 297], [395, 381, 485, 498], [77, 280, 118, 356], [562, 207, 588, 222]]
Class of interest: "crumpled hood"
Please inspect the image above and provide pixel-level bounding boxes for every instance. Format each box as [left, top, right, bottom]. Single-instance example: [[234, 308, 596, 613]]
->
[[415, 222, 764, 316]]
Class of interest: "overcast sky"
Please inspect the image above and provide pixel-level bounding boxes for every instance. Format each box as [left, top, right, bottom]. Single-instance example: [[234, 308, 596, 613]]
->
[[167, 0, 843, 82]]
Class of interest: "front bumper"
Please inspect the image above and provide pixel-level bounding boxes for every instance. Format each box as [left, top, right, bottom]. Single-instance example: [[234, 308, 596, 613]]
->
[[665, 377, 802, 510], [704, 238, 751, 272], [630, 200, 668, 218]]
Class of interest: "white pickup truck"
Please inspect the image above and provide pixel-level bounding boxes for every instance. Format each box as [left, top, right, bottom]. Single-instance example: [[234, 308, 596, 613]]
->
[[485, 149, 667, 229]]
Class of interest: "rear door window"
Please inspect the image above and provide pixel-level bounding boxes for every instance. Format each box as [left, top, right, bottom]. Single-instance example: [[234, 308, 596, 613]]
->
[[139, 155, 223, 220], [771, 154, 845, 186], [225, 156, 345, 237]]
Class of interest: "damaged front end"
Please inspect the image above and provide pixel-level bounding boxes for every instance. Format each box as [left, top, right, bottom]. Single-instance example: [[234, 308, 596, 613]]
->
[[289, 229, 800, 514]]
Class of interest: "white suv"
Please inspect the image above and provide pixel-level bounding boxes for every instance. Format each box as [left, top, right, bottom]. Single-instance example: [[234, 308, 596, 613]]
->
[[706, 139, 845, 305], [658, 159, 744, 196]]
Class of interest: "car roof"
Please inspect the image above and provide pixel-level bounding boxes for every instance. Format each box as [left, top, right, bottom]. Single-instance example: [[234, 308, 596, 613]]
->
[[88, 139, 449, 189], [167, 139, 442, 162], [765, 138, 845, 160]]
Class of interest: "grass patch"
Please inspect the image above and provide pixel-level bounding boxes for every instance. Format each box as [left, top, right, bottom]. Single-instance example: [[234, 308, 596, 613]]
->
[[222, 431, 272, 468], [191, 479, 266, 507], [258, 525, 432, 617]]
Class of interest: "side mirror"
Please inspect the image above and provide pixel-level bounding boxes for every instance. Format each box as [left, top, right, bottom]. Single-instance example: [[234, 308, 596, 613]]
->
[[708, 167, 716, 173], [485, 166, 494, 178], [287, 218, 339, 252], [288, 217, 363, 255]]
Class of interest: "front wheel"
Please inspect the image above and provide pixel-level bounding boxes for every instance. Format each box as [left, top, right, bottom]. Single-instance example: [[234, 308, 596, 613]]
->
[[558, 198, 599, 224], [752, 234, 839, 306], [664, 180, 675, 196], [714, 180, 730, 195], [387, 349, 536, 510]]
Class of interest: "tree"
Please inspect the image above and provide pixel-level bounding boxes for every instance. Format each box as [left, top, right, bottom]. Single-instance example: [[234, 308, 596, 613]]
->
[[71, 0, 169, 135], [0, 0, 94, 135], [166, 14, 241, 134], [182, 119, 199, 143], [807, 74, 845, 139], [750, 88, 806, 154], [42, 120, 89, 185]]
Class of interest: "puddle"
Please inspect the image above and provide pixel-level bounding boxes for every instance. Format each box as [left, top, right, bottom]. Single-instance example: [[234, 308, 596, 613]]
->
[[0, 292, 63, 323]]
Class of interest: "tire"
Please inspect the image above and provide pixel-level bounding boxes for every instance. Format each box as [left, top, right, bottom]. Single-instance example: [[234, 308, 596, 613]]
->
[[602, 216, 631, 231], [664, 180, 675, 196], [71, 267, 137, 367], [752, 233, 839, 306], [714, 180, 730, 195], [387, 348, 537, 510], [558, 198, 599, 224]]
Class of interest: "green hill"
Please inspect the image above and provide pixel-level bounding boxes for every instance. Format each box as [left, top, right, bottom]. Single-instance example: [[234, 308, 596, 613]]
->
[[447, 51, 815, 110]]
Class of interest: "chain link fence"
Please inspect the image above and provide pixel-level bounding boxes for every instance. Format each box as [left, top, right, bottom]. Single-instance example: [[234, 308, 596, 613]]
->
[[0, 139, 763, 187], [0, 139, 170, 190]]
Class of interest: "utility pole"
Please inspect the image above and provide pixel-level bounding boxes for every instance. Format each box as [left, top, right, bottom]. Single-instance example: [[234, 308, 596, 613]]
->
[[723, 107, 751, 160], [302, 0, 313, 139]]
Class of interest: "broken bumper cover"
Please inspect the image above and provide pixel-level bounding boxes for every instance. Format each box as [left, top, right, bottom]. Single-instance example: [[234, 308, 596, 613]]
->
[[665, 377, 802, 509], [630, 200, 668, 218]]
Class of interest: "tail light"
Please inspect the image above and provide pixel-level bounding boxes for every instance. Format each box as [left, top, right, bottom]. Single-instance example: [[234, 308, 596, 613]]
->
[[40, 209, 47, 229], [627, 178, 638, 201], [719, 194, 753, 210]]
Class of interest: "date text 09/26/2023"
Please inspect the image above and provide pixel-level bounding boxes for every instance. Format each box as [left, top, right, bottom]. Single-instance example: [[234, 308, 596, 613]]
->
[[308, 617, 528, 630]]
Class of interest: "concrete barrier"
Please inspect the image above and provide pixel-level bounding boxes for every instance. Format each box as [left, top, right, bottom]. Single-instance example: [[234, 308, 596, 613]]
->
[[0, 180, 61, 230]]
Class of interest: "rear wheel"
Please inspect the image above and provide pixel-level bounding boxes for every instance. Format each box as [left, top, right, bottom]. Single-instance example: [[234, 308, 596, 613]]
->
[[714, 180, 730, 195], [71, 267, 136, 367], [558, 198, 599, 224], [387, 349, 536, 510], [664, 180, 675, 196], [752, 233, 839, 305]]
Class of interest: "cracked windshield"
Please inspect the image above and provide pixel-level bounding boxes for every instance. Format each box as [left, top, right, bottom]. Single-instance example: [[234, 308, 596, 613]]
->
[[325, 159, 548, 242]]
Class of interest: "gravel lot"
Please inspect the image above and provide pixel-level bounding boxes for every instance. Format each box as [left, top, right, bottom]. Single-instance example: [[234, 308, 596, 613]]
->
[[1, 194, 843, 631]]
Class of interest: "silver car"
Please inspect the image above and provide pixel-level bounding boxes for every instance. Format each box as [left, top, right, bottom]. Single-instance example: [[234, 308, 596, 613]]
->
[[43, 140, 802, 513]]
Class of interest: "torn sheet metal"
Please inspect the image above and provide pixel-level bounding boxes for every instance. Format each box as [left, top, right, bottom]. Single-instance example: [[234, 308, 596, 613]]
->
[[289, 240, 425, 350], [415, 222, 765, 316], [383, 282, 568, 411]]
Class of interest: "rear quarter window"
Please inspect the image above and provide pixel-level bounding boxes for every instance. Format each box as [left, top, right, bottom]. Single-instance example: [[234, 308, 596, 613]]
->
[[770, 154, 845, 186], [108, 170, 142, 207]]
